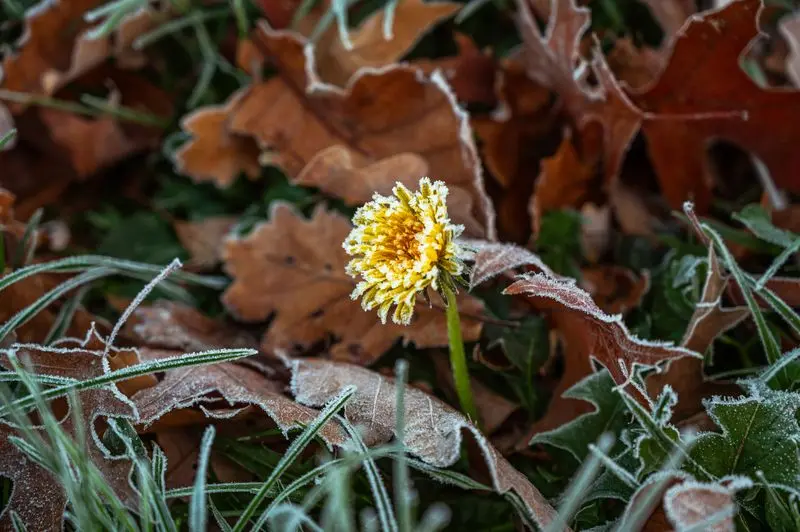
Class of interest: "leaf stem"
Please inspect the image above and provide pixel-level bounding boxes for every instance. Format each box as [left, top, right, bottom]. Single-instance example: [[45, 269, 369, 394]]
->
[[443, 283, 479, 426]]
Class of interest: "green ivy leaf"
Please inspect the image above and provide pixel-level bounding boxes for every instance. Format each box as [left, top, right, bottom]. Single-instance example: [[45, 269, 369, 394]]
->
[[733, 204, 798, 249], [688, 381, 800, 491], [532, 370, 629, 463]]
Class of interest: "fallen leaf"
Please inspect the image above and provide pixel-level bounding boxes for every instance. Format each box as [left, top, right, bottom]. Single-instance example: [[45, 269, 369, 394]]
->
[[579, 203, 612, 263], [132, 347, 346, 444], [288, 357, 564, 529], [662, 479, 744, 532], [610, 0, 800, 212], [781, 11, 800, 87], [529, 132, 596, 235], [461, 239, 556, 289], [126, 301, 259, 353], [580, 266, 650, 315], [605, 38, 664, 90], [639, 0, 696, 45], [173, 216, 238, 269], [0, 340, 140, 509], [225, 24, 495, 237], [0, 427, 66, 531], [514, 0, 593, 119], [313, 0, 461, 87], [415, 33, 498, 106], [505, 272, 699, 406], [222, 203, 483, 364], [173, 90, 262, 187]]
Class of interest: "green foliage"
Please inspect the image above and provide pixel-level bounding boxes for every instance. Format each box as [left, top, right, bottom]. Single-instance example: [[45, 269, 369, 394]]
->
[[688, 381, 800, 489], [535, 210, 583, 278]]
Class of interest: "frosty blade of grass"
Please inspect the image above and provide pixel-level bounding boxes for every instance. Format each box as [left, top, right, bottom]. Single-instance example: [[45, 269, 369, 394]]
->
[[231, 385, 355, 532], [455, 0, 493, 23], [190, 426, 215, 532], [0, 371, 76, 387], [84, 0, 142, 23], [394, 360, 412, 532], [80, 94, 170, 128], [152, 443, 167, 498], [86, 8, 129, 40], [757, 238, 800, 290], [44, 285, 90, 345], [269, 505, 324, 532], [587, 444, 638, 488], [761, 348, 800, 387], [324, 460, 354, 531], [0, 348, 256, 417], [0, 267, 113, 344], [405, 458, 491, 490], [187, 19, 217, 108], [383, 0, 398, 38], [338, 415, 398, 532], [291, 0, 319, 28], [0, 90, 100, 118], [231, 0, 248, 36], [12, 207, 42, 269], [332, 0, 352, 49], [704, 224, 784, 369], [256, 446, 399, 525], [416, 504, 451, 532], [747, 275, 800, 337], [209, 495, 233, 532], [134, 8, 229, 49], [10, 510, 27, 532], [545, 433, 614, 532], [0, 128, 16, 150], [104, 258, 182, 358], [0, 254, 226, 293]]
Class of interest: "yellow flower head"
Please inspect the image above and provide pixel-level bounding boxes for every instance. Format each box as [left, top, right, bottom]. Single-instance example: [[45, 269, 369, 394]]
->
[[343, 177, 465, 325]]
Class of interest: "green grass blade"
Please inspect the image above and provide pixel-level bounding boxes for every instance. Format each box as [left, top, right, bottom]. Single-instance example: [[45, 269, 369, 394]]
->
[[231, 385, 355, 532], [190, 426, 215, 532], [0, 128, 16, 150], [11, 208, 42, 269], [393, 359, 412, 532], [0, 348, 256, 417]]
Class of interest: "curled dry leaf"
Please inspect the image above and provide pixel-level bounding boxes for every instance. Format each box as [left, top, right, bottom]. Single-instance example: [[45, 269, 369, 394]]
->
[[132, 348, 346, 444], [460, 238, 555, 289], [224, 24, 495, 238], [174, 91, 262, 187], [289, 358, 563, 530], [126, 300, 259, 353], [662, 479, 747, 532], [505, 273, 699, 407], [222, 203, 483, 364], [173, 216, 238, 269]]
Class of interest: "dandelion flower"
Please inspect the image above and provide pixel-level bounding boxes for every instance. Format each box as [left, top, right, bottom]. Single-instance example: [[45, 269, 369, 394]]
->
[[343, 177, 465, 325]]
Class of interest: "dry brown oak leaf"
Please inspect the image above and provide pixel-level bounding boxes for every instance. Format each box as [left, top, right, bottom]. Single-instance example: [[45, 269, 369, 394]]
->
[[312, 0, 461, 87], [598, 0, 800, 212], [505, 273, 699, 438], [222, 203, 483, 365], [225, 24, 495, 238], [132, 347, 345, 444], [173, 216, 239, 270], [0, 341, 142, 530], [0, 426, 67, 531], [289, 357, 564, 530], [173, 90, 262, 187]]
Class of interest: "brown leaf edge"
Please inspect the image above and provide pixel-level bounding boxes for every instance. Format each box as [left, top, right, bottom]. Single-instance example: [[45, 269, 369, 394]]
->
[[288, 357, 564, 530]]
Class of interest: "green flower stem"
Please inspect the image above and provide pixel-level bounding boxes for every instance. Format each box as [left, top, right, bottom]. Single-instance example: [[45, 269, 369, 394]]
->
[[443, 283, 479, 426]]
